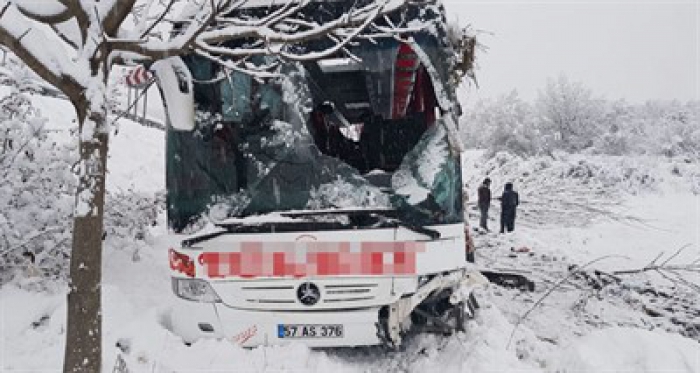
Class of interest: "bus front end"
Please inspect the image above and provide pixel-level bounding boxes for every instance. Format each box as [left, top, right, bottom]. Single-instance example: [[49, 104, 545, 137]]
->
[[157, 1, 482, 348]]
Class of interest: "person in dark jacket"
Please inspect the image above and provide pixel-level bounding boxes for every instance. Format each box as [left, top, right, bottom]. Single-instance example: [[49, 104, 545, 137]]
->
[[500, 182, 519, 233], [477, 178, 492, 231]]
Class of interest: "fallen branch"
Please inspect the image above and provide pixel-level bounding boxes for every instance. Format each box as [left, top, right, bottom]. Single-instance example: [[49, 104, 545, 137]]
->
[[611, 245, 700, 291], [506, 255, 628, 349]]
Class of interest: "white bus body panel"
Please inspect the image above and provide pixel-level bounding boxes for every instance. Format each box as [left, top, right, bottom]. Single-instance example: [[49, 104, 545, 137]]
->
[[169, 223, 467, 347]]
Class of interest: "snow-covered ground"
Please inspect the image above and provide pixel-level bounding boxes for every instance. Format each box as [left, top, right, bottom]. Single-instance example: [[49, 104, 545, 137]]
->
[[2, 107, 699, 371], [461, 150, 700, 372]]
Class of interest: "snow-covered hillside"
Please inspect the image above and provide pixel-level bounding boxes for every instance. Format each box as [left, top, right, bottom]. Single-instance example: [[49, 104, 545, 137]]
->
[[1, 96, 699, 372]]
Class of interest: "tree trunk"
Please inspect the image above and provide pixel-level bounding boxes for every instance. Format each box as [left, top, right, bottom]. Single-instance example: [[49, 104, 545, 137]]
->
[[63, 106, 109, 372]]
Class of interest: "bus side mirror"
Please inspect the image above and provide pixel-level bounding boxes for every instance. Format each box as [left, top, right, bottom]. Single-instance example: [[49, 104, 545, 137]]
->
[[152, 57, 195, 131]]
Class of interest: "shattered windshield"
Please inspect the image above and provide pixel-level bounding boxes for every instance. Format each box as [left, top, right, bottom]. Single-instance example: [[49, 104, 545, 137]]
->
[[166, 37, 462, 232]]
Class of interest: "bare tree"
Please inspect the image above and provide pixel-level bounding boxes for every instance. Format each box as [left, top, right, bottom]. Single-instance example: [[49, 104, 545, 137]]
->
[[0, 0, 423, 370]]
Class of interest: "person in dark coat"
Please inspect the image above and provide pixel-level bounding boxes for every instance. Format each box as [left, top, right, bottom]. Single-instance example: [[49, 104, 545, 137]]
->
[[477, 178, 492, 231], [500, 182, 519, 233]]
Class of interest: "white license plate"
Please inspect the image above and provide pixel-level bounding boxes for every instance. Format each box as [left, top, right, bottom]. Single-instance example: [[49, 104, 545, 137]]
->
[[277, 324, 344, 338]]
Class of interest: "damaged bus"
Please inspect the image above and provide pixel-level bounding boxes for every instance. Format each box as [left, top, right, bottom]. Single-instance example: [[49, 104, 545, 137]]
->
[[156, 0, 481, 348]]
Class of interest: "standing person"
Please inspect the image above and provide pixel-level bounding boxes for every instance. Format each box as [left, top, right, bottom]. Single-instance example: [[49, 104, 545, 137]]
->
[[500, 182, 520, 233], [477, 178, 492, 231]]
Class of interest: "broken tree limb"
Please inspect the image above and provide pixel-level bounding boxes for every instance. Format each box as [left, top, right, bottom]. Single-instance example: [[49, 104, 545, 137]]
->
[[506, 255, 627, 349], [611, 245, 699, 291]]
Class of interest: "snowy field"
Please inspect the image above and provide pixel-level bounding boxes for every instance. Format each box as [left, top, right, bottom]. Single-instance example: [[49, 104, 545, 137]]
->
[[1, 99, 699, 372]]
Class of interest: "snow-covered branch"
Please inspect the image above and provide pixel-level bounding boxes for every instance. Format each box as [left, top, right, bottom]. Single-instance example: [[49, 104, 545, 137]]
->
[[13, 0, 72, 24], [214, 0, 307, 28], [0, 3, 85, 102], [106, 0, 424, 76], [610, 245, 700, 291], [137, 0, 176, 38], [200, 0, 390, 45]]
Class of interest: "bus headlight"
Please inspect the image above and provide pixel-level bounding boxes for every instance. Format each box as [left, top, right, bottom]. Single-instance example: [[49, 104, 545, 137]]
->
[[172, 278, 222, 303]]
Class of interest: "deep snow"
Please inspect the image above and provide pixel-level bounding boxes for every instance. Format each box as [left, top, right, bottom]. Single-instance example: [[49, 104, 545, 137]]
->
[[1, 107, 699, 372]]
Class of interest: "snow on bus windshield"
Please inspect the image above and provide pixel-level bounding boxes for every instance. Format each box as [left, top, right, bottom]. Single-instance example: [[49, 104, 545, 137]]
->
[[165, 38, 462, 233]]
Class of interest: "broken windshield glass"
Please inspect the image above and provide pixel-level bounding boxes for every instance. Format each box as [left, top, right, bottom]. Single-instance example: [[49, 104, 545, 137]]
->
[[165, 27, 462, 233]]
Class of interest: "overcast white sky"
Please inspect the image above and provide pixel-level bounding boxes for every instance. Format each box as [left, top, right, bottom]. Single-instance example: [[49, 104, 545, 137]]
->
[[441, 0, 699, 103]]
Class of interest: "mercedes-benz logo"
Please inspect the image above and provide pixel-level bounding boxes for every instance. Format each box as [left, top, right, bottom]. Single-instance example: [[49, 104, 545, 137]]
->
[[297, 282, 321, 306]]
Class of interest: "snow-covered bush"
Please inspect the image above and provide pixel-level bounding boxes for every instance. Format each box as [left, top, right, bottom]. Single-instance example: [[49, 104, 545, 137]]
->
[[462, 91, 539, 157], [464, 151, 679, 227], [535, 75, 606, 153], [461, 77, 700, 160], [634, 101, 700, 158], [104, 191, 163, 246], [0, 69, 76, 285], [477, 152, 663, 194], [0, 66, 164, 286]]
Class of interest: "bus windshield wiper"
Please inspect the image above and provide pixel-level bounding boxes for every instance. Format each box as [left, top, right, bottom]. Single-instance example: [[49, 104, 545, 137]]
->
[[382, 216, 441, 240], [182, 208, 441, 247], [280, 208, 441, 240]]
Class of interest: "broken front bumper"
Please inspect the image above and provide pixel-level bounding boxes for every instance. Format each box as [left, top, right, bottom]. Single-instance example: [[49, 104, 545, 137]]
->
[[169, 269, 486, 348]]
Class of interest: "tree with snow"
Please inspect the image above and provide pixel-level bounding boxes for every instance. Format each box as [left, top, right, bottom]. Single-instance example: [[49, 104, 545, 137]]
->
[[535, 75, 605, 153], [0, 0, 423, 370], [463, 90, 539, 156]]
